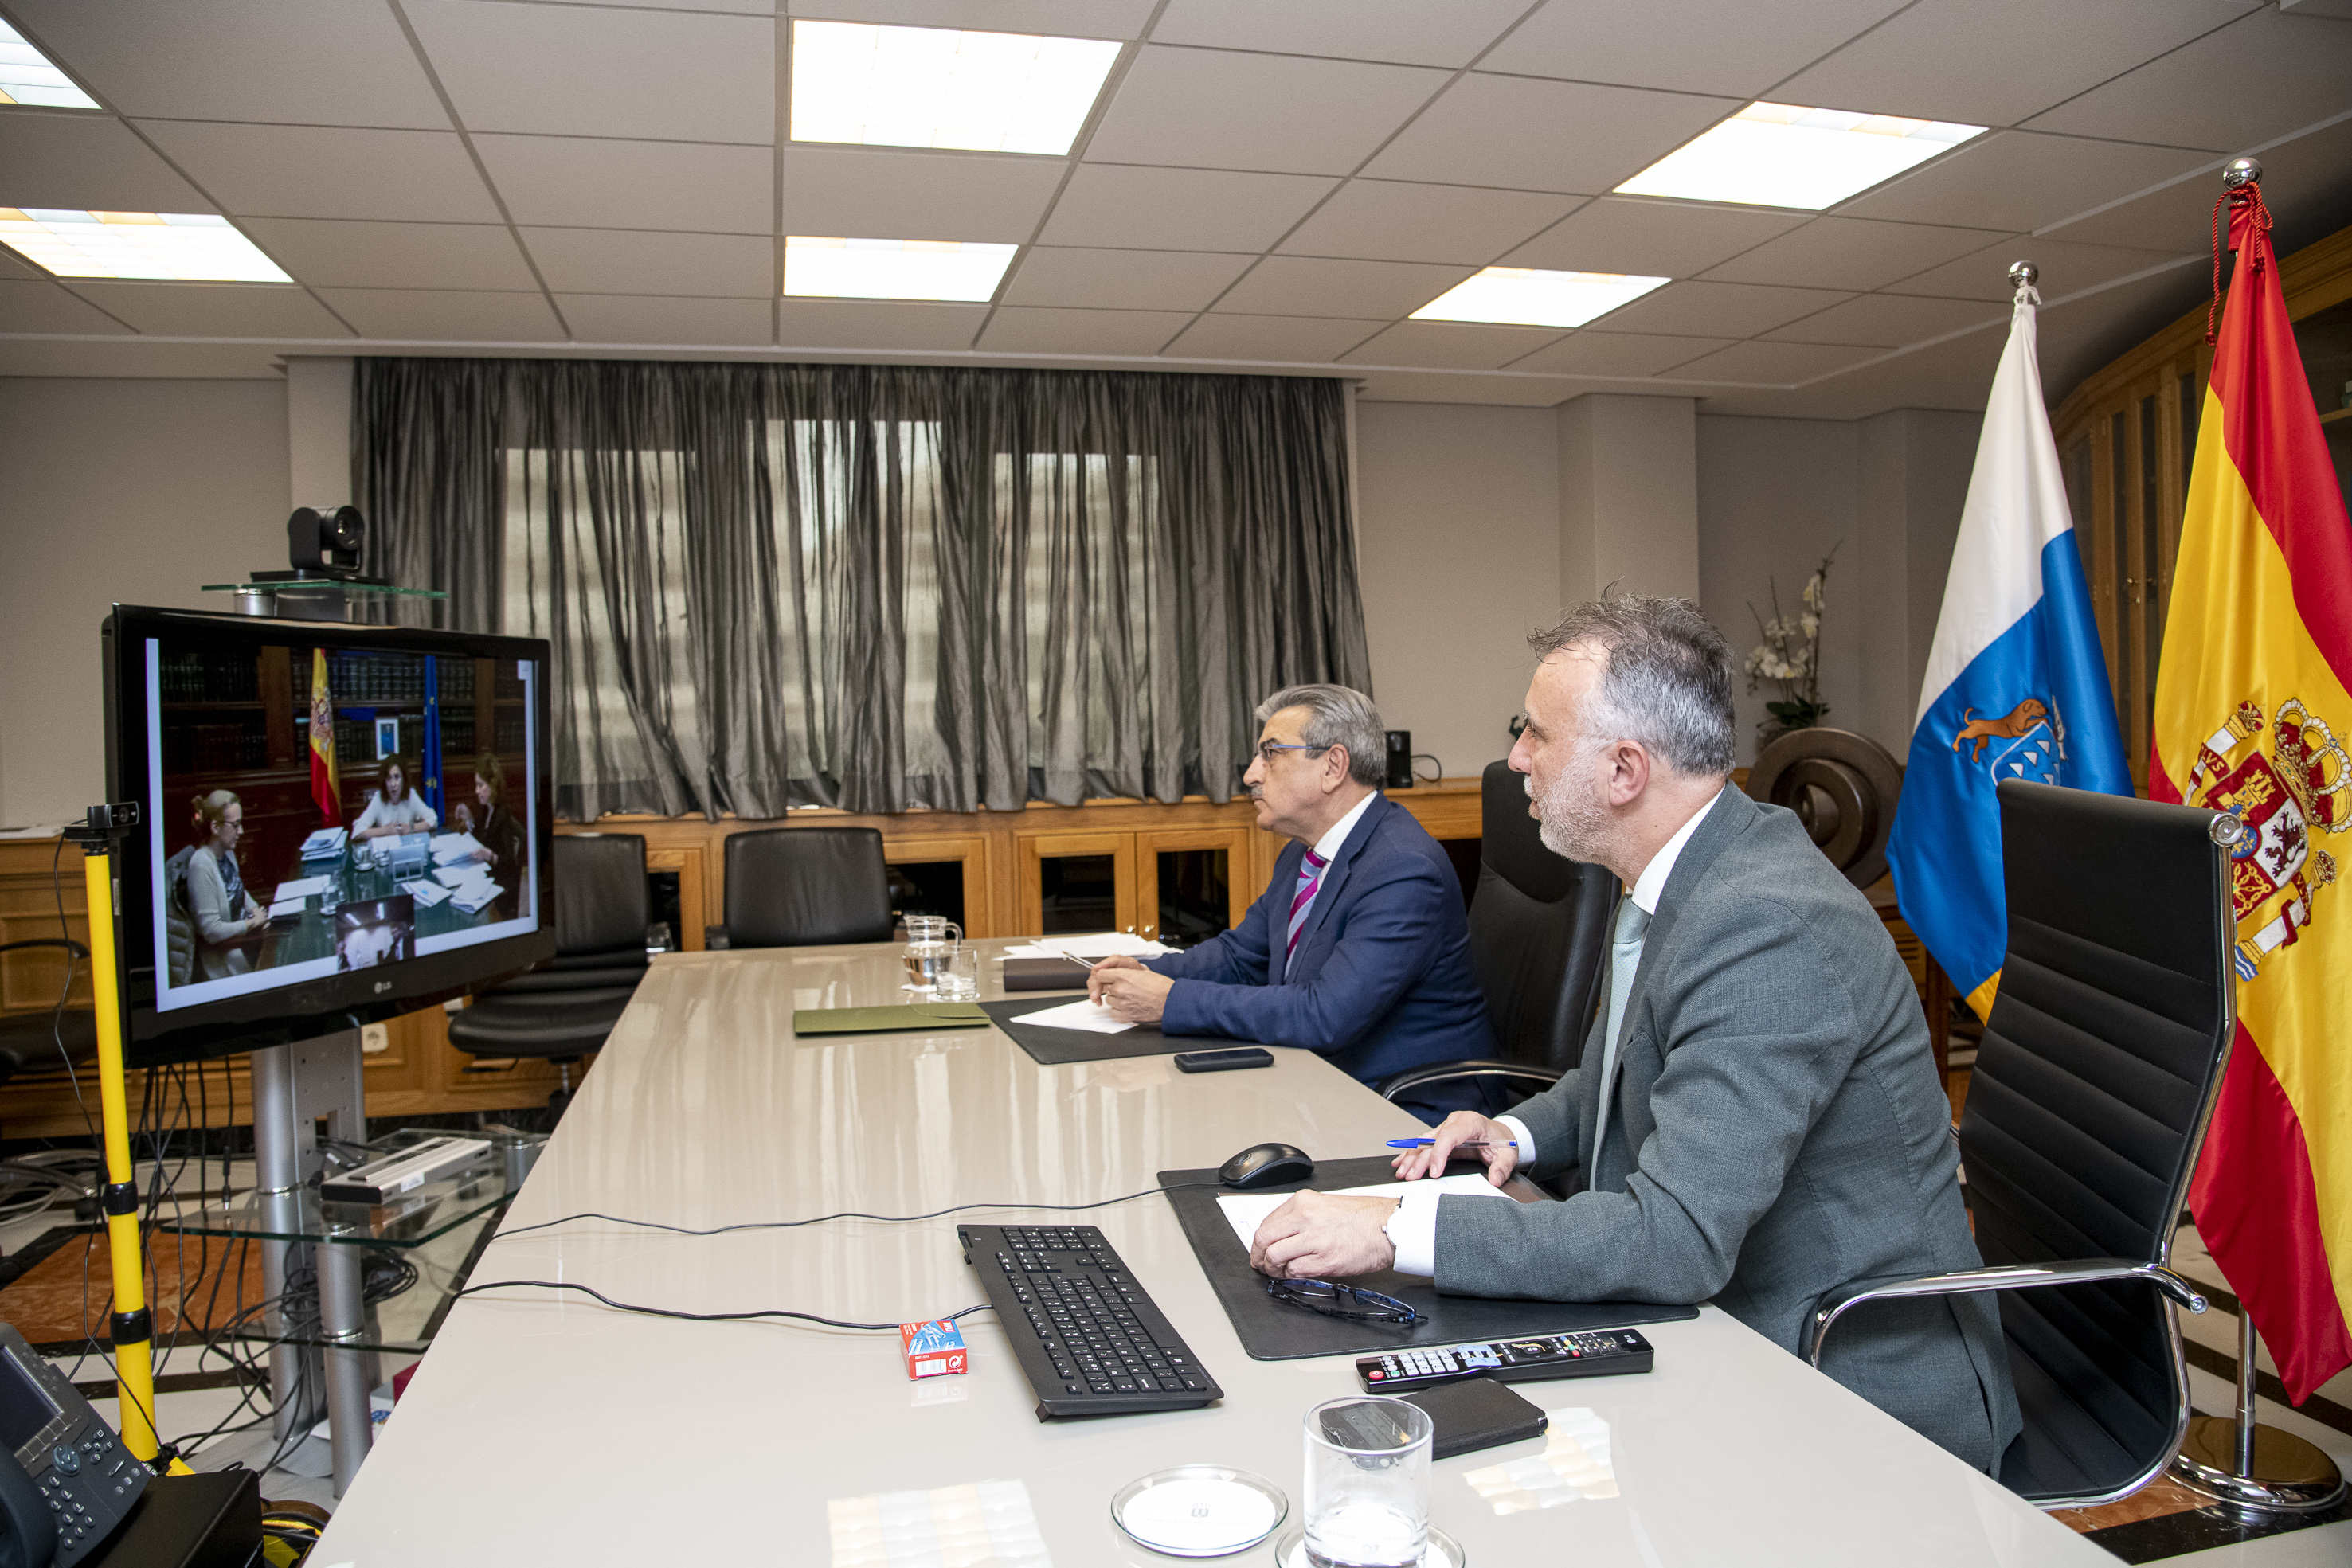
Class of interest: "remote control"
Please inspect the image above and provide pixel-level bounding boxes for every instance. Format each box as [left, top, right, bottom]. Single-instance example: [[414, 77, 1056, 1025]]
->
[[1356, 1329, 1653, 1394]]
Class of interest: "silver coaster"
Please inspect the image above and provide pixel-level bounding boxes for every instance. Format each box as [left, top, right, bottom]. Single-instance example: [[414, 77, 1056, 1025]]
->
[[1271, 1523, 1464, 1568], [1111, 1466, 1288, 1558]]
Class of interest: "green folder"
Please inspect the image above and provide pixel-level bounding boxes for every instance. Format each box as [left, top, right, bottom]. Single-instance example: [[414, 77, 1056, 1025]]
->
[[792, 1003, 992, 1035]]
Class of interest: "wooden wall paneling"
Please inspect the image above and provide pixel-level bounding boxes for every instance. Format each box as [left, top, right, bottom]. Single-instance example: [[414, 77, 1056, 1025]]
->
[[1016, 831, 1137, 935], [879, 834, 990, 937], [1133, 826, 1256, 938]]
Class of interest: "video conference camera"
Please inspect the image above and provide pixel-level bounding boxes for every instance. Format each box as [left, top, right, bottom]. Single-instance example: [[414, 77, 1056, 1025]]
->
[[288, 504, 370, 578]]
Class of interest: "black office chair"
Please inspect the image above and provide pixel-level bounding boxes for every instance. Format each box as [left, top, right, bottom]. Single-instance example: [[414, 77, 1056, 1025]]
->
[[1806, 780, 2229, 1507], [1376, 760, 1619, 1114], [0, 940, 96, 1087], [448, 833, 652, 1116], [711, 827, 894, 949]]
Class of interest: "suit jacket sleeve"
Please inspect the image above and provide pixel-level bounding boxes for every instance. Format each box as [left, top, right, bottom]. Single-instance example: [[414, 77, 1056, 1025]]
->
[[1434, 894, 1861, 1304], [1156, 856, 1452, 1053], [1500, 1061, 1587, 1179]]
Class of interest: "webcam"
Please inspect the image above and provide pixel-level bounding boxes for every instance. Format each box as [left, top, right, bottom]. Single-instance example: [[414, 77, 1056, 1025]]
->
[[288, 505, 368, 577]]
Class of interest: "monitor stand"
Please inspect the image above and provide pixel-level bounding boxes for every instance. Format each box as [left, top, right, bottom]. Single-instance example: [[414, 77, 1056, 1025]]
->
[[248, 1030, 378, 1496]]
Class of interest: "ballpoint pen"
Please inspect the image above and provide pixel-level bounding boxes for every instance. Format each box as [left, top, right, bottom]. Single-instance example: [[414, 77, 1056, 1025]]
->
[[1385, 1137, 1517, 1150]]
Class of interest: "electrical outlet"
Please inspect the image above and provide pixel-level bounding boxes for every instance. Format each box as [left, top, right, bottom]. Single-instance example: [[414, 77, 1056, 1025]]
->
[[360, 1023, 389, 1054]]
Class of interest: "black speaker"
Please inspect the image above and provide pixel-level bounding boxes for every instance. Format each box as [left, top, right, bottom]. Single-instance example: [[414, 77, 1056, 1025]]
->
[[1385, 730, 1414, 789]]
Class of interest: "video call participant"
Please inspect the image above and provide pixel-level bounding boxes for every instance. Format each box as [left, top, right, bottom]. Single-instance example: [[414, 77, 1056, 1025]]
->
[[350, 755, 439, 840], [467, 753, 525, 917], [185, 789, 266, 980], [1244, 598, 2021, 1474], [1088, 684, 1495, 1123]]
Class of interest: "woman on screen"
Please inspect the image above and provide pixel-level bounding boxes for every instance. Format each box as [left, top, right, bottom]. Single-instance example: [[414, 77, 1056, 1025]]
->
[[186, 790, 266, 980], [468, 753, 525, 917], [351, 756, 438, 841]]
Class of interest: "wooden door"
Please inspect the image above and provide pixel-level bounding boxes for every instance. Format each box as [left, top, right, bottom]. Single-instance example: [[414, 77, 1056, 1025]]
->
[[1014, 831, 1136, 937], [1133, 826, 1254, 944]]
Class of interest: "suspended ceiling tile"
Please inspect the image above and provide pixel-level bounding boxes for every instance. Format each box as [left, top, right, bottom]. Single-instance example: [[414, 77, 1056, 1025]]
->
[[1146, 0, 1530, 68], [1038, 165, 1336, 252], [1661, 339, 1881, 385], [2113, 113, 2352, 256], [785, 0, 1155, 35], [403, 2, 775, 145], [1884, 236, 2194, 301], [1587, 280, 1853, 338], [473, 135, 772, 233], [237, 218, 537, 291], [0, 278, 135, 334], [135, 123, 505, 224], [521, 229, 777, 299], [1763, 292, 2007, 347], [1505, 330, 1735, 377], [1502, 197, 1807, 277], [61, 281, 354, 338], [1158, 313, 1383, 362], [1211, 255, 1475, 319], [781, 147, 1066, 246], [976, 306, 1194, 354], [315, 287, 566, 342], [2025, 7, 2352, 151], [0, 246, 41, 282], [1772, 0, 2257, 127], [1000, 248, 1253, 311], [1836, 131, 2216, 234], [1699, 217, 2013, 292], [0, 111, 210, 213], [542, 0, 770, 12], [776, 298, 985, 350], [1340, 319, 1571, 370], [1278, 182, 1583, 266], [1696, 330, 2004, 419], [2035, 265, 2222, 398], [1350, 368, 1583, 406], [1362, 76, 1740, 196], [558, 294, 775, 346], [6, 0, 451, 127], [1477, 0, 1909, 97], [1082, 46, 1447, 176]]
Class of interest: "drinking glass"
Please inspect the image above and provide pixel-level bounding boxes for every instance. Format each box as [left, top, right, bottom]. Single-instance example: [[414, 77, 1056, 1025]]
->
[[1302, 1397, 1431, 1568], [934, 947, 980, 1000]]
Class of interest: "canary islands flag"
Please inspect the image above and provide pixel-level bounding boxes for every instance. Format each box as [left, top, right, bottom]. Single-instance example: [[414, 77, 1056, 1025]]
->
[[2155, 180, 2352, 1405], [1887, 277, 2131, 1021]]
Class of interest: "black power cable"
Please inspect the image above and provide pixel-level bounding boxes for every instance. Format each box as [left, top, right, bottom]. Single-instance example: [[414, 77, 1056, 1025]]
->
[[450, 1280, 996, 1332], [486, 1181, 1221, 1245]]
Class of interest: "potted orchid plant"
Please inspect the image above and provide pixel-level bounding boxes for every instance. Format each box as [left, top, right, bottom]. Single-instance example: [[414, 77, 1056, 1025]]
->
[[1745, 544, 1839, 745]]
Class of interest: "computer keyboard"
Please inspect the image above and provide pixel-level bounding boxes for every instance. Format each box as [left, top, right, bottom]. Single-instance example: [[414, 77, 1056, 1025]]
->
[[957, 1222, 1223, 1419]]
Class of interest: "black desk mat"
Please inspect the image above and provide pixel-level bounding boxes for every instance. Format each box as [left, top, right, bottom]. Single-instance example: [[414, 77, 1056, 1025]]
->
[[1158, 1156, 1697, 1360], [980, 996, 1187, 1065]]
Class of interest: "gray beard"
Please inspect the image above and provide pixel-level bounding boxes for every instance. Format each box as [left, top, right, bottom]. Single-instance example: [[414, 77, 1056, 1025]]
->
[[1528, 757, 1614, 866]]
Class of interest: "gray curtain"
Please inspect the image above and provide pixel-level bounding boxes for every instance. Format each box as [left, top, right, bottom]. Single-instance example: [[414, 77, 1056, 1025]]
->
[[353, 358, 1370, 819]]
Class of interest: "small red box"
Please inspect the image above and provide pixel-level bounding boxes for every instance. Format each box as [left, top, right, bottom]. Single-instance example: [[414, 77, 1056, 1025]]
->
[[899, 1319, 969, 1380]]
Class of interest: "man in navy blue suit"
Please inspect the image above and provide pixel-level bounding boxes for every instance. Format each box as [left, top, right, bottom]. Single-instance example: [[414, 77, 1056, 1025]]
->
[[1087, 684, 1495, 1120]]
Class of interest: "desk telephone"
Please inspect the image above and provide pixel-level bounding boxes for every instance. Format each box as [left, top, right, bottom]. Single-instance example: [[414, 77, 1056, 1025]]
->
[[0, 1324, 147, 1567]]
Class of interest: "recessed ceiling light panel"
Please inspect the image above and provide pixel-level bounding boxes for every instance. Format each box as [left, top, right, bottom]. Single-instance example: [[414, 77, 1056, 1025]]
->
[[783, 236, 1017, 302], [790, 20, 1121, 155], [0, 21, 98, 108], [1411, 268, 1670, 330], [1614, 102, 1985, 210], [0, 210, 292, 281]]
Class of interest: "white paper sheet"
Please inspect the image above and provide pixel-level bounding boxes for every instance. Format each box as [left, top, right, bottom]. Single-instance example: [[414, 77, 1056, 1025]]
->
[[266, 897, 306, 920], [431, 832, 486, 867], [1013, 998, 1135, 1034], [1006, 933, 1172, 959], [272, 875, 331, 900], [1213, 1174, 1510, 1253], [449, 881, 503, 915], [435, 863, 490, 890], [299, 827, 347, 858], [398, 878, 452, 908]]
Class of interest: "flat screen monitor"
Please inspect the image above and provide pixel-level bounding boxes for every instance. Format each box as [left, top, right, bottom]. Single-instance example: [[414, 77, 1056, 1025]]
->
[[103, 605, 557, 1066]]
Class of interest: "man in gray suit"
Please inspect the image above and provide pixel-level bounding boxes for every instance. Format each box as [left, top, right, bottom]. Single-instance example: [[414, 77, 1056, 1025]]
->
[[1248, 595, 2020, 1474]]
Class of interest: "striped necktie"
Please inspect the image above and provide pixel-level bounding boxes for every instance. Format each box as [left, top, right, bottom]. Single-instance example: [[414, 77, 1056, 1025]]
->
[[1285, 849, 1330, 966]]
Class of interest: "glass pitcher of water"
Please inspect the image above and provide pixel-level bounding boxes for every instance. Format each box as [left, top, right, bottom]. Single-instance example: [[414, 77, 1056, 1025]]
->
[[901, 916, 963, 993]]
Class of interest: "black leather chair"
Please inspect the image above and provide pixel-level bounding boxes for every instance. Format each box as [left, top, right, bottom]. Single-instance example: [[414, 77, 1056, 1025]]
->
[[1807, 780, 2229, 1507], [1376, 760, 1619, 1114], [0, 940, 96, 1087], [712, 827, 894, 949], [448, 833, 652, 1115]]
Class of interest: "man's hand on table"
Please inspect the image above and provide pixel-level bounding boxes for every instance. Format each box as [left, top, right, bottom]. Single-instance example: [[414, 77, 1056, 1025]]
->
[[1390, 1110, 1519, 1186], [1249, 1193, 1400, 1279], [1086, 954, 1174, 1023]]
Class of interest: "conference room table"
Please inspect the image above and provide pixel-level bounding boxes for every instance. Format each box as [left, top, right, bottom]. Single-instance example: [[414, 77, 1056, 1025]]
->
[[309, 938, 2111, 1566]]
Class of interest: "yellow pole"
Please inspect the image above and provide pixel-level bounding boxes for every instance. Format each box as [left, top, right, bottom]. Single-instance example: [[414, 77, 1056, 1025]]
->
[[80, 846, 162, 1464]]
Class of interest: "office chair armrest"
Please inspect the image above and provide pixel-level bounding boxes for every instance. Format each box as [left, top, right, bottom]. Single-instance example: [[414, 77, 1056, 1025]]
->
[[1806, 1259, 2209, 1367], [1376, 1060, 1562, 1102], [0, 938, 90, 960]]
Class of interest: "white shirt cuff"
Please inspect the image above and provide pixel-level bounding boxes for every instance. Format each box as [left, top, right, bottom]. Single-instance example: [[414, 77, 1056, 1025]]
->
[[1384, 1188, 1444, 1277], [1494, 1114, 1536, 1168]]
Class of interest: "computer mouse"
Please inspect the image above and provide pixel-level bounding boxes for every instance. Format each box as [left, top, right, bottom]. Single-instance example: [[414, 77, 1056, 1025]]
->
[[1219, 1142, 1315, 1190]]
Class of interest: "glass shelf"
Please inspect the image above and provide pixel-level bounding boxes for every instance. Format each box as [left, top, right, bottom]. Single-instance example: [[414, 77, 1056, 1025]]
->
[[201, 580, 448, 600], [157, 1166, 510, 1249]]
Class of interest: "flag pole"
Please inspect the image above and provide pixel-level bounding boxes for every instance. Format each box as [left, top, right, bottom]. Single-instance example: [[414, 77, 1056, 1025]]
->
[[2163, 156, 2346, 1517]]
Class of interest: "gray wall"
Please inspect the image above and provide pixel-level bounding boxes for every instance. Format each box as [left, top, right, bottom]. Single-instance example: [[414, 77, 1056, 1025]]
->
[[0, 378, 290, 826]]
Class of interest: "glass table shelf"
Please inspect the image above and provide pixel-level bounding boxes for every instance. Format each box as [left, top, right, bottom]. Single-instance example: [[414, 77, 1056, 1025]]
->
[[157, 1167, 510, 1249]]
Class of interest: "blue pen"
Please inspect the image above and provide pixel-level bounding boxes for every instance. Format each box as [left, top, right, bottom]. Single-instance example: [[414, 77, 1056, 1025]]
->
[[1386, 1137, 1516, 1149]]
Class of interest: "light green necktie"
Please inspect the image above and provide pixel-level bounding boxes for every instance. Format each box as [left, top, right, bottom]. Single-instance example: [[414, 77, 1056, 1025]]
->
[[1588, 894, 1651, 1182]]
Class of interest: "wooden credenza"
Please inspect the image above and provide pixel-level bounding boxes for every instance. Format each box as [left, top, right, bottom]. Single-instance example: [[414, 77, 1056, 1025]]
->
[[0, 783, 1484, 1136]]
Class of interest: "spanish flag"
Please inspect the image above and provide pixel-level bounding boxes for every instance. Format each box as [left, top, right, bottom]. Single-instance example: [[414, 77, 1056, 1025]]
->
[[2152, 180, 2352, 1404], [308, 648, 339, 824]]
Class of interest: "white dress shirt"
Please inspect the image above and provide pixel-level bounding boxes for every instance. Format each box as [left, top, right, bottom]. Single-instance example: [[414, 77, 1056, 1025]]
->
[[1384, 788, 1721, 1276], [1312, 789, 1379, 865]]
